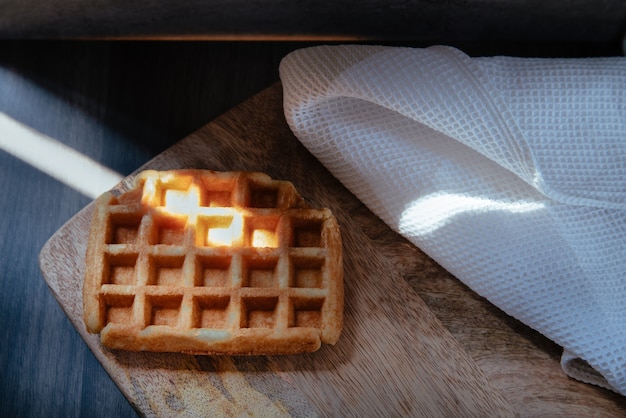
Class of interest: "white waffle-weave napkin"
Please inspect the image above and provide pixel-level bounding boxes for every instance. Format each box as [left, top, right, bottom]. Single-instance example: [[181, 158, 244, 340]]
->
[[279, 45, 626, 395]]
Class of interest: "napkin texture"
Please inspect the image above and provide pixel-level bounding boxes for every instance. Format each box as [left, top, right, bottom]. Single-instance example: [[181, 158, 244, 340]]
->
[[279, 45, 626, 395]]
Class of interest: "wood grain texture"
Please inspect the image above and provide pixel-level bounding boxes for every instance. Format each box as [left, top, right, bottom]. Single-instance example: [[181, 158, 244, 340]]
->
[[355, 207, 626, 416], [40, 83, 626, 416], [41, 83, 520, 417], [2, 0, 625, 42]]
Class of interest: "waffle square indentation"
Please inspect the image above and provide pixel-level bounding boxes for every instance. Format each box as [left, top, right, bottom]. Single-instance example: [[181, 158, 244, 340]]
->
[[107, 213, 142, 244], [248, 182, 279, 208], [153, 215, 188, 246], [150, 254, 185, 286], [105, 253, 137, 285], [291, 256, 324, 288], [291, 296, 324, 328], [243, 296, 278, 328], [200, 176, 236, 207], [199, 214, 240, 247], [244, 215, 280, 248], [148, 294, 182, 326], [291, 217, 323, 248], [196, 254, 231, 287], [156, 174, 195, 207], [243, 255, 279, 288], [194, 295, 230, 328], [103, 294, 134, 325]]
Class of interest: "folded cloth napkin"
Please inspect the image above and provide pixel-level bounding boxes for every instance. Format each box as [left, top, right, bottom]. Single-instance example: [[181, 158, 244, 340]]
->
[[279, 45, 626, 395]]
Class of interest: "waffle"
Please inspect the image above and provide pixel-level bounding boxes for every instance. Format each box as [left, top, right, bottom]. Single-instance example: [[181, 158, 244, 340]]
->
[[83, 169, 343, 355]]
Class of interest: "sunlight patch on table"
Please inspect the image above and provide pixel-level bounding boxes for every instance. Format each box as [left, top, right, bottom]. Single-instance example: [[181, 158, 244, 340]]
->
[[0, 113, 123, 198]]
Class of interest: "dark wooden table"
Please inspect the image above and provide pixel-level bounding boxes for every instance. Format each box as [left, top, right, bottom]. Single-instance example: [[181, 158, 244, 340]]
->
[[1, 39, 624, 417]]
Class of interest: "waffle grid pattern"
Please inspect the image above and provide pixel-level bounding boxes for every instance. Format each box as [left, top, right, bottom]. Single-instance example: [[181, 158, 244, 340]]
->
[[84, 170, 343, 355]]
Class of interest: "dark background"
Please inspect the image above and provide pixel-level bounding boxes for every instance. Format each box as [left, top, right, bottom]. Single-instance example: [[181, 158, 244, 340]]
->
[[1, 1, 625, 416]]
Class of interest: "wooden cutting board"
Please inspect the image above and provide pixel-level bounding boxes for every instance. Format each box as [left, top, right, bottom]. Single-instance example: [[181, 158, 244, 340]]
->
[[39, 83, 625, 417]]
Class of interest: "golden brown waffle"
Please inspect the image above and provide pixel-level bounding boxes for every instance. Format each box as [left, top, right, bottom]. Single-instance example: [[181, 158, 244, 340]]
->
[[83, 170, 343, 355]]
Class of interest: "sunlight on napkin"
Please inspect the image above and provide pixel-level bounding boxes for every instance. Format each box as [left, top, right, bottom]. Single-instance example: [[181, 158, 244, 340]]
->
[[279, 45, 626, 395]]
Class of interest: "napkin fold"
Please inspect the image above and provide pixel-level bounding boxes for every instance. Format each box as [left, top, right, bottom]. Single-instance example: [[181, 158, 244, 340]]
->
[[279, 45, 626, 395]]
